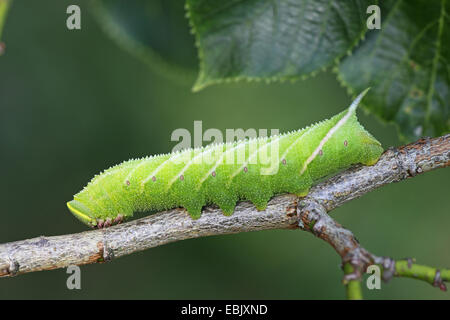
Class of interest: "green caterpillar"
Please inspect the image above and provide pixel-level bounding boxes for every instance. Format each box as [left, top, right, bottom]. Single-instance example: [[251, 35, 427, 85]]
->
[[67, 89, 383, 228]]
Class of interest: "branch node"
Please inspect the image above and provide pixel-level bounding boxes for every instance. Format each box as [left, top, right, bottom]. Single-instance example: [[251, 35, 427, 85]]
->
[[381, 257, 396, 283], [101, 232, 114, 262], [433, 270, 447, 292], [2, 258, 20, 276], [405, 257, 414, 269], [341, 249, 375, 283]]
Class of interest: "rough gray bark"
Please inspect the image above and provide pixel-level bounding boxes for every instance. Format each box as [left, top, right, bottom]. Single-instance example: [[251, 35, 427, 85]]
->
[[0, 134, 448, 278]]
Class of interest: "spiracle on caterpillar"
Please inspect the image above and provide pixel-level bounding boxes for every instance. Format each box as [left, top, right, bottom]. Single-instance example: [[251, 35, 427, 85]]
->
[[67, 89, 383, 229]]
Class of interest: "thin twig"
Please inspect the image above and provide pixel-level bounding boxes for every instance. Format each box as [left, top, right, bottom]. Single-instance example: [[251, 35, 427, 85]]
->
[[0, 135, 448, 281], [296, 134, 450, 298], [297, 202, 450, 298]]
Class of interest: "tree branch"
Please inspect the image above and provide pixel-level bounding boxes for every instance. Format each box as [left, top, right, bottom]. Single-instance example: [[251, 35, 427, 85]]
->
[[0, 135, 448, 280]]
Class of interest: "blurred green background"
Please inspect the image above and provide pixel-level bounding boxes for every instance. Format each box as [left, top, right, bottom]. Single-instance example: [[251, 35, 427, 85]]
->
[[0, 0, 448, 299]]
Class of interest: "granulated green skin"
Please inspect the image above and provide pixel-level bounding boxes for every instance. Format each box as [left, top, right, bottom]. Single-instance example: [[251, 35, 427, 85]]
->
[[67, 90, 383, 227]]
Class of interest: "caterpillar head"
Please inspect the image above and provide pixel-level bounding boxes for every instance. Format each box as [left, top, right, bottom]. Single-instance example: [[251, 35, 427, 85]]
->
[[67, 200, 124, 228]]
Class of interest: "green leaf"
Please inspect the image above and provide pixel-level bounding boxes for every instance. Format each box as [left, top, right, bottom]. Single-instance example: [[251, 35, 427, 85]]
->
[[91, 0, 197, 85], [187, 0, 372, 91], [337, 0, 450, 141]]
